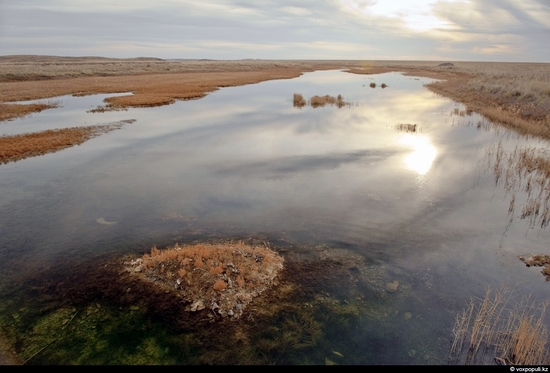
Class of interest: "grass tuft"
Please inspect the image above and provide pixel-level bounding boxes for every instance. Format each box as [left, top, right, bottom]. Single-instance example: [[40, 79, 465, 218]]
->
[[449, 285, 550, 365]]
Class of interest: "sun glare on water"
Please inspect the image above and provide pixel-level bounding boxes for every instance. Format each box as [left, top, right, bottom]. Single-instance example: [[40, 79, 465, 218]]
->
[[400, 134, 437, 175]]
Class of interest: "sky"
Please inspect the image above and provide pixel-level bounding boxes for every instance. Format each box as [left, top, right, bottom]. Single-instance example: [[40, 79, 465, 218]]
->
[[0, 0, 549, 62]]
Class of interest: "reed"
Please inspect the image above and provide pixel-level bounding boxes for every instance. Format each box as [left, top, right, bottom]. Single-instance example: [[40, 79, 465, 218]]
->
[[292, 93, 347, 108], [0, 102, 59, 121], [394, 123, 418, 133], [0, 120, 133, 165], [293, 93, 306, 108], [449, 286, 550, 365], [486, 142, 550, 228]]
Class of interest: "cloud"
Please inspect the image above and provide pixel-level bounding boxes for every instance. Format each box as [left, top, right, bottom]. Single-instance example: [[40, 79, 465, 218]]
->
[[430, 0, 550, 60], [0, 0, 548, 61]]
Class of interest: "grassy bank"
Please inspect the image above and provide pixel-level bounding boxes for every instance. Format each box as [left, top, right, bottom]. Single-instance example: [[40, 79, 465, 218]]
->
[[1, 57, 549, 166], [347, 61, 550, 140]]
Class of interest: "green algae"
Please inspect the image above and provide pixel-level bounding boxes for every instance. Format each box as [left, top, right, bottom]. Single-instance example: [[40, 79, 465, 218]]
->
[[0, 300, 197, 365]]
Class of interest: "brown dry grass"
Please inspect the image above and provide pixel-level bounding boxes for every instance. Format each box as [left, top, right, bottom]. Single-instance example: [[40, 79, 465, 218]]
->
[[0, 57, 348, 121], [394, 123, 418, 133], [0, 102, 59, 122], [2, 57, 549, 167], [2, 57, 549, 140], [293, 93, 306, 108], [125, 241, 284, 318], [486, 142, 550, 228], [347, 61, 550, 140], [450, 286, 550, 365], [0, 120, 134, 164], [293, 93, 348, 108]]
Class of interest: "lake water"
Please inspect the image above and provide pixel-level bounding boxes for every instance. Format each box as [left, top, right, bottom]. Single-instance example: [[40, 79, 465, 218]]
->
[[1, 70, 550, 364]]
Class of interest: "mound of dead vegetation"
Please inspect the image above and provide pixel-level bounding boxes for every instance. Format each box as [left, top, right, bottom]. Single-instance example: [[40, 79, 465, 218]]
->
[[519, 255, 550, 280], [123, 242, 284, 319]]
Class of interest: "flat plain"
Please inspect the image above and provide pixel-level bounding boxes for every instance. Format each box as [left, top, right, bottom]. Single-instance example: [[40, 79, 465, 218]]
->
[[2, 55, 550, 365], [1, 56, 549, 148]]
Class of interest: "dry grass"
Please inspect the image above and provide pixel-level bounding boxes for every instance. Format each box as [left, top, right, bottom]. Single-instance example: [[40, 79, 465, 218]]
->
[[0, 102, 59, 121], [1, 56, 549, 145], [450, 286, 550, 365], [0, 55, 344, 82], [346, 61, 550, 140], [0, 120, 134, 165], [125, 241, 284, 318], [519, 255, 550, 281], [2, 57, 548, 140], [293, 93, 306, 108], [0, 57, 349, 121], [310, 94, 346, 108], [293, 93, 348, 108], [394, 123, 418, 133], [486, 142, 550, 228]]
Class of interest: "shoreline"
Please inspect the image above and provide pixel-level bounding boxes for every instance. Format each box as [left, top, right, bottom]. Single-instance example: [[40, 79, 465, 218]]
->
[[1, 57, 549, 164]]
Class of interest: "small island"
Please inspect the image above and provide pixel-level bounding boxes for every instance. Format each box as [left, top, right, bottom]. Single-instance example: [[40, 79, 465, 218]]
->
[[124, 242, 284, 319]]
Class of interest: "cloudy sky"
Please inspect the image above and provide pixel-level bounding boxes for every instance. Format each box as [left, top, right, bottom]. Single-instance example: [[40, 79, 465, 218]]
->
[[1, 0, 548, 61]]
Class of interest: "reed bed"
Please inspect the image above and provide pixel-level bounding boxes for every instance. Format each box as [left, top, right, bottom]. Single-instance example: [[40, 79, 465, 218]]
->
[[0, 57, 347, 121], [0, 120, 133, 164], [486, 141, 550, 228], [2, 57, 549, 142], [0, 102, 59, 122], [293, 93, 306, 108], [347, 61, 550, 140], [292, 93, 348, 108], [449, 286, 550, 365], [394, 123, 419, 133]]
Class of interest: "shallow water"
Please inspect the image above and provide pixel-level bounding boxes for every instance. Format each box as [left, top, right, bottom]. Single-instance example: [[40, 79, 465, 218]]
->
[[1, 70, 550, 364]]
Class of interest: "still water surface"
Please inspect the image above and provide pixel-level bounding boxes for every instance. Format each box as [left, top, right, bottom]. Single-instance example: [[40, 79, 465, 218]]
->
[[1, 70, 550, 364]]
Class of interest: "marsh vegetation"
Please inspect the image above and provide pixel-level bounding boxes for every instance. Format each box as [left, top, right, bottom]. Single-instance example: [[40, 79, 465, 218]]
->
[[0, 120, 134, 164], [125, 242, 284, 319], [1, 61, 550, 365], [293, 93, 348, 108], [450, 286, 550, 365]]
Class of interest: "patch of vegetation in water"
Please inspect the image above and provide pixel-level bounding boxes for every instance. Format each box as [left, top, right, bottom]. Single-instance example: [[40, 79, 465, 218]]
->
[[0, 298, 200, 365], [0, 237, 452, 365]]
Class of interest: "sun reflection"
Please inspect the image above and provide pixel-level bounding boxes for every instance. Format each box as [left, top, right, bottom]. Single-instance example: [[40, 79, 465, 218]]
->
[[400, 134, 437, 175]]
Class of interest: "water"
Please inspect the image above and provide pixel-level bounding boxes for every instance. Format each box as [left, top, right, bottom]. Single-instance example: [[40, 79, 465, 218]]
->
[[1, 70, 550, 364]]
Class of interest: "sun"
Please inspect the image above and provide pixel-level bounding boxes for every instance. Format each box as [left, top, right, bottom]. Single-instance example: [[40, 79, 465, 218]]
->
[[341, 0, 457, 32]]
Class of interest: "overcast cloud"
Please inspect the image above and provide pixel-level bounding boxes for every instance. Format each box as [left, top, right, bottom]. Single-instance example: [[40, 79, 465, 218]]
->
[[0, 0, 548, 61]]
